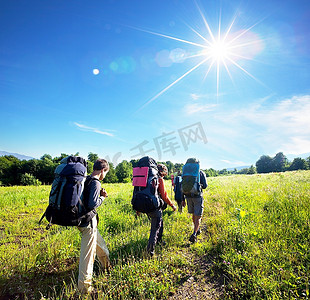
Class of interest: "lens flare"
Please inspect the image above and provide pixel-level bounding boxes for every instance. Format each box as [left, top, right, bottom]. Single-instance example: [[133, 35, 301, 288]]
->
[[92, 68, 100, 75]]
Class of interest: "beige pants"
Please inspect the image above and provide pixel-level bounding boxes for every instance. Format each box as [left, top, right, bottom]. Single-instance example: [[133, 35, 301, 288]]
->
[[77, 215, 110, 293]]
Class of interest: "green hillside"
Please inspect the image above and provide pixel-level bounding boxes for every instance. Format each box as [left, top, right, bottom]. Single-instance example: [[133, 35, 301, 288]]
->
[[0, 171, 309, 299]]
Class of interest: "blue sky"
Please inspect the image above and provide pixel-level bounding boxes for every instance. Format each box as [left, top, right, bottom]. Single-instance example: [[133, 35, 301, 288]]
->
[[1, 0, 309, 169]]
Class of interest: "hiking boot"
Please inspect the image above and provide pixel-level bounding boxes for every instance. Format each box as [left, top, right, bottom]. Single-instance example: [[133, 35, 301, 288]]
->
[[189, 233, 197, 243]]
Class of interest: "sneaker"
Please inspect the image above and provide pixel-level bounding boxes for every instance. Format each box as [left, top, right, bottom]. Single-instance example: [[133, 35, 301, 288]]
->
[[189, 233, 197, 243], [79, 286, 94, 295]]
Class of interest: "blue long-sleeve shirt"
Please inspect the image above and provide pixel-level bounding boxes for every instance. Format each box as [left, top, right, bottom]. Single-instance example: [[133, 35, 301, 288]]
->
[[86, 177, 105, 210], [79, 176, 105, 227]]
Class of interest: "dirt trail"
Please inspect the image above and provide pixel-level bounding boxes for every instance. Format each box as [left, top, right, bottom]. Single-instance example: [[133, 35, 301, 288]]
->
[[169, 230, 224, 300], [169, 255, 224, 300]]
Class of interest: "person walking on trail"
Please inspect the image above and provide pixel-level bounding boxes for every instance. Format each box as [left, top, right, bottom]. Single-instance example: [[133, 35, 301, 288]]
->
[[173, 171, 185, 212], [147, 164, 177, 256], [181, 158, 207, 243], [78, 158, 111, 294]]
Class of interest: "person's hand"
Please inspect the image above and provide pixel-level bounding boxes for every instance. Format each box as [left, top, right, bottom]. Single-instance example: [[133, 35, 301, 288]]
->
[[182, 200, 186, 207], [171, 204, 177, 212], [100, 188, 108, 197]]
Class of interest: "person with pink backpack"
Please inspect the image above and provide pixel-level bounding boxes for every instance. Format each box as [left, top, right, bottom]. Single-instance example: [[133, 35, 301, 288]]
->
[[132, 157, 176, 256]]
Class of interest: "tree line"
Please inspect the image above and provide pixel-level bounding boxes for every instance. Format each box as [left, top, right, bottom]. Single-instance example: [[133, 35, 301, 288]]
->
[[255, 152, 310, 173], [0, 152, 309, 186]]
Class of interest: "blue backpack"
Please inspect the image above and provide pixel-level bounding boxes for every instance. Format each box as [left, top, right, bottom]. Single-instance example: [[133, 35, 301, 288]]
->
[[131, 156, 162, 213], [181, 158, 201, 197], [39, 156, 96, 229]]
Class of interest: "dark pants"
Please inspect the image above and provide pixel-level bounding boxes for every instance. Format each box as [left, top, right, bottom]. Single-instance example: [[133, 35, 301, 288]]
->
[[146, 209, 163, 255], [177, 201, 183, 212]]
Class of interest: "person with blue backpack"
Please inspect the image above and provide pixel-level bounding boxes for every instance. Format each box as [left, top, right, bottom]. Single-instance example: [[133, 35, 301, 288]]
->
[[40, 156, 111, 294], [181, 158, 207, 243], [77, 158, 111, 294]]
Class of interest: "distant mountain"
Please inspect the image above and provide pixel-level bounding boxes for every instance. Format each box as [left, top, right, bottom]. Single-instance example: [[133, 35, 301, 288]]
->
[[0, 150, 35, 161]]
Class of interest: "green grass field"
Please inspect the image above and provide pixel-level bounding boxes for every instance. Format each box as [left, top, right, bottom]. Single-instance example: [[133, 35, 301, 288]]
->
[[0, 171, 309, 299]]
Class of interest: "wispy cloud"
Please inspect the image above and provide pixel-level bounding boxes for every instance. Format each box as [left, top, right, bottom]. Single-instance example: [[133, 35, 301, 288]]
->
[[220, 159, 248, 166], [215, 94, 310, 155], [190, 93, 201, 100], [185, 93, 218, 114], [246, 95, 310, 155], [74, 122, 115, 137], [190, 92, 226, 101], [186, 103, 218, 114], [282, 137, 310, 155]]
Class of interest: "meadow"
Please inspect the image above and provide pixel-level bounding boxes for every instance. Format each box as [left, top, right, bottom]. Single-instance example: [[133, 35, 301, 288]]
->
[[0, 171, 309, 299]]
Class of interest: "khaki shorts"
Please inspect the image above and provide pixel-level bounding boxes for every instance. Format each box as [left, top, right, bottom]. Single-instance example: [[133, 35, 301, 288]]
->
[[186, 196, 204, 216]]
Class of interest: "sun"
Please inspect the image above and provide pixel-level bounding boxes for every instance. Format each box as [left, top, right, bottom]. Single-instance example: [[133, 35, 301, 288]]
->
[[208, 40, 230, 62], [135, 3, 265, 111]]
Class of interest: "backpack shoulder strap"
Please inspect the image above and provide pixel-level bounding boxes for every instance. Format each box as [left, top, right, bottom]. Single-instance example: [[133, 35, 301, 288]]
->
[[82, 176, 100, 206], [84, 176, 100, 187]]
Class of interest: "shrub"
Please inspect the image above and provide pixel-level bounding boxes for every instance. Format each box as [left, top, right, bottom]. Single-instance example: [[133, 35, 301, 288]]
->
[[20, 173, 42, 186]]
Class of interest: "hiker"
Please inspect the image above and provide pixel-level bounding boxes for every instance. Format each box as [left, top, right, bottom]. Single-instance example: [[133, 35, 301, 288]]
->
[[181, 158, 207, 243], [77, 158, 111, 294], [131, 157, 176, 256], [40, 156, 110, 294], [147, 163, 176, 255], [173, 171, 185, 212]]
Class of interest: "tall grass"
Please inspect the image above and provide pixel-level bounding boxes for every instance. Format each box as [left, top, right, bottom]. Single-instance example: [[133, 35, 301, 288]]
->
[[0, 171, 309, 299], [203, 171, 310, 299]]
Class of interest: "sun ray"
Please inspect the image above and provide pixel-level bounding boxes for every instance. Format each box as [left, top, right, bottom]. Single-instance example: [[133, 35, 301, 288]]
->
[[194, 0, 216, 43], [136, 56, 212, 113], [222, 59, 234, 84], [226, 56, 267, 88], [222, 15, 237, 42], [229, 39, 264, 50], [218, 9, 222, 41], [203, 59, 215, 82], [135, 27, 207, 48], [187, 24, 213, 46], [226, 18, 266, 47], [229, 52, 257, 61], [216, 60, 220, 98], [185, 52, 209, 59]]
